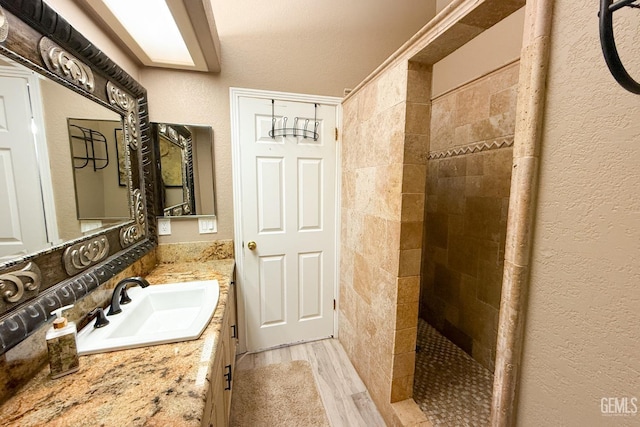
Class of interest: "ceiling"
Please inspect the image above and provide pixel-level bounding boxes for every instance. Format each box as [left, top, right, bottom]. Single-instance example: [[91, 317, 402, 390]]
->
[[74, 0, 437, 73]]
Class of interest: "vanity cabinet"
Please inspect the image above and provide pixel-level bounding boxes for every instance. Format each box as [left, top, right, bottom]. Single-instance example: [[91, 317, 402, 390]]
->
[[203, 283, 237, 426]]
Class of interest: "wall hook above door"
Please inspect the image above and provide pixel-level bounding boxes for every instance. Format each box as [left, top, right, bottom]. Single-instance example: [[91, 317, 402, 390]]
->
[[269, 99, 319, 140], [599, 0, 640, 94]]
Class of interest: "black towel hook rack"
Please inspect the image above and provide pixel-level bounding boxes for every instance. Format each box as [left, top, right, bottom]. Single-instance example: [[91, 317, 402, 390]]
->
[[599, 0, 640, 94], [269, 99, 320, 140]]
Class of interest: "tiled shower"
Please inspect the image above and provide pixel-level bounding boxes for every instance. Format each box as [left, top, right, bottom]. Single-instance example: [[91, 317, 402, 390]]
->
[[414, 62, 518, 425], [420, 61, 518, 372], [338, 28, 522, 426]]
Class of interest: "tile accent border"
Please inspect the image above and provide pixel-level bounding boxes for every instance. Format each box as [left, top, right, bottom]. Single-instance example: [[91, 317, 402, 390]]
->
[[428, 136, 514, 160]]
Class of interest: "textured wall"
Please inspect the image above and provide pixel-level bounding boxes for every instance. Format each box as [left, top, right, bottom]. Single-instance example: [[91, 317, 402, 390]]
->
[[422, 63, 518, 371], [517, 0, 640, 425], [144, 0, 437, 242]]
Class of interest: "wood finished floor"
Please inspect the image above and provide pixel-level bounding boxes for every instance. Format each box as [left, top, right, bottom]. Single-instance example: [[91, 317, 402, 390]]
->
[[233, 339, 386, 427]]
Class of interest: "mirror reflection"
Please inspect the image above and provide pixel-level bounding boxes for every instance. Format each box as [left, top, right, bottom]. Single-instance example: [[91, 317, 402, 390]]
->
[[153, 123, 215, 217], [68, 118, 129, 221], [0, 53, 129, 261]]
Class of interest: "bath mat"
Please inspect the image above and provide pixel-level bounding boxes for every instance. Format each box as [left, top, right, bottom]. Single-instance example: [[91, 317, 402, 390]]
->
[[229, 359, 330, 427]]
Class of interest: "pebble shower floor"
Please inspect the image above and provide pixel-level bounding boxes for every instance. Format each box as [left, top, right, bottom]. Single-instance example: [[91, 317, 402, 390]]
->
[[413, 319, 494, 427]]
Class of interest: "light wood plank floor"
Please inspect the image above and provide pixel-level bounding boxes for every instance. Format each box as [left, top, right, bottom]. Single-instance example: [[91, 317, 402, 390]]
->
[[233, 339, 386, 427]]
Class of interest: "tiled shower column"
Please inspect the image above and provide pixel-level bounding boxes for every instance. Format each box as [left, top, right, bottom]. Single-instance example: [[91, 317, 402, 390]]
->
[[338, 60, 432, 423]]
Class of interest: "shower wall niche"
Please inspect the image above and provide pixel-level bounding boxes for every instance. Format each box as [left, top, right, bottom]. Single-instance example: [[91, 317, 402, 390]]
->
[[420, 61, 518, 371]]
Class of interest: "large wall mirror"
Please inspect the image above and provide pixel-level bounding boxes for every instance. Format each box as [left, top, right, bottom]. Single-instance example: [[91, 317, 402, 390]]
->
[[152, 122, 215, 218], [0, 1, 157, 355]]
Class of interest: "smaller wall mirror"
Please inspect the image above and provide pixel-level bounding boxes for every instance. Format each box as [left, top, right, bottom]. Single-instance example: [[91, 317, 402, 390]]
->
[[152, 123, 215, 217]]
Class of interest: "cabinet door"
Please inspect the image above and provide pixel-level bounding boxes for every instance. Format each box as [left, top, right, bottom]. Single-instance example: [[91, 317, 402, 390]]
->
[[223, 285, 237, 421], [213, 338, 227, 426], [228, 284, 238, 366]]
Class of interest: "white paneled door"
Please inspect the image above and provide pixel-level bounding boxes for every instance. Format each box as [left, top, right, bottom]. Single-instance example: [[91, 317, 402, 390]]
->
[[237, 94, 338, 352], [0, 75, 48, 259]]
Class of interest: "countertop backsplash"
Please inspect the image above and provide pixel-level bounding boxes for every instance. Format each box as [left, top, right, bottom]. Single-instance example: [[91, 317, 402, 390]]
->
[[155, 239, 234, 263]]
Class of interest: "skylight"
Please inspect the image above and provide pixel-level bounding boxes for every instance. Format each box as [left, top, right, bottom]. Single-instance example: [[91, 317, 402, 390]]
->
[[101, 0, 194, 66]]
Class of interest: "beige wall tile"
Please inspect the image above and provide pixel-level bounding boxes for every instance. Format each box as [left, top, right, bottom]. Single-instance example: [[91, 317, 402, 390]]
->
[[391, 399, 430, 426], [399, 249, 423, 277], [391, 374, 414, 403], [407, 62, 433, 104], [490, 86, 518, 117], [401, 194, 426, 222], [370, 323, 395, 374], [464, 196, 504, 242], [400, 221, 424, 250], [438, 157, 467, 178], [468, 111, 516, 142], [436, 176, 465, 214], [455, 80, 490, 127], [376, 163, 404, 214], [486, 61, 520, 93], [396, 301, 419, 330], [363, 214, 388, 265], [371, 268, 400, 323], [358, 81, 378, 123], [402, 164, 427, 193], [448, 234, 479, 278], [376, 62, 409, 113], [354, 252, 373, 304], [467, 154, 484, 176], [430, 95, 456, 153], [341, 169, 356, 209], [424, 212, 448, 249], [397, 276, 420, 304], [342, 208, 364, 251], [368, 361, 392, 413], [382, 248, 401, 277], [394, 327, 418, 354], [392, 351, 416, 379], [355, 167, 377, 214], [404, 134, 430, 165], [405, 102, 431, 135], [338, 309, 357, 356]]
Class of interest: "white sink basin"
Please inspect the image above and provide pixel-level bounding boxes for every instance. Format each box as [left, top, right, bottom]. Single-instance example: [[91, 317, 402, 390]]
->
[[77, 280, 219, 355]]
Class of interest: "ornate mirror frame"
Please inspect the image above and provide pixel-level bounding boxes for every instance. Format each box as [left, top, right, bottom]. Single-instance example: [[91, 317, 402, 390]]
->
[[153, 122, 196, 217], [0, 0, 158, 355]]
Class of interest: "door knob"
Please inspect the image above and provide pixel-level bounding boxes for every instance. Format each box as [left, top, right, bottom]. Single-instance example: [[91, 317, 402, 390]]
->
[[247, 241, 257, 250]]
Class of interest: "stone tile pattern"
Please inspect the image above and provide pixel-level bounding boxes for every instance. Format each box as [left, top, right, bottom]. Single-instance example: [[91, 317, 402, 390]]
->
[[421, 62, 518, 372], [156, 239, 234, 263], [0, 249, 157, 404], [338, 59, 432, 425], [413, 318, 493, 426]]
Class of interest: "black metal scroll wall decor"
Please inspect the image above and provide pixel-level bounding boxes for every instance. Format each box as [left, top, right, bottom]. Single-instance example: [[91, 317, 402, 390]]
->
[[599, 0, 640, 94]]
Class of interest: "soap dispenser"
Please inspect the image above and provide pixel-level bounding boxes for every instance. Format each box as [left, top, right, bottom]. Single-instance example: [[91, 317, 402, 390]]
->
[[46, 304, 80, 379]]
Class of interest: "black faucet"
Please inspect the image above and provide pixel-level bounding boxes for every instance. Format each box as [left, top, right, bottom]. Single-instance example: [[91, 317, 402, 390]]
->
[[87, 307, 110, 328], [107, 276, 150, 315]]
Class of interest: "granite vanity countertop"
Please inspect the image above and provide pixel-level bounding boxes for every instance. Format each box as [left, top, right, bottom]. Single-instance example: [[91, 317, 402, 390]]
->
[[1, 259, 235, 427]]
